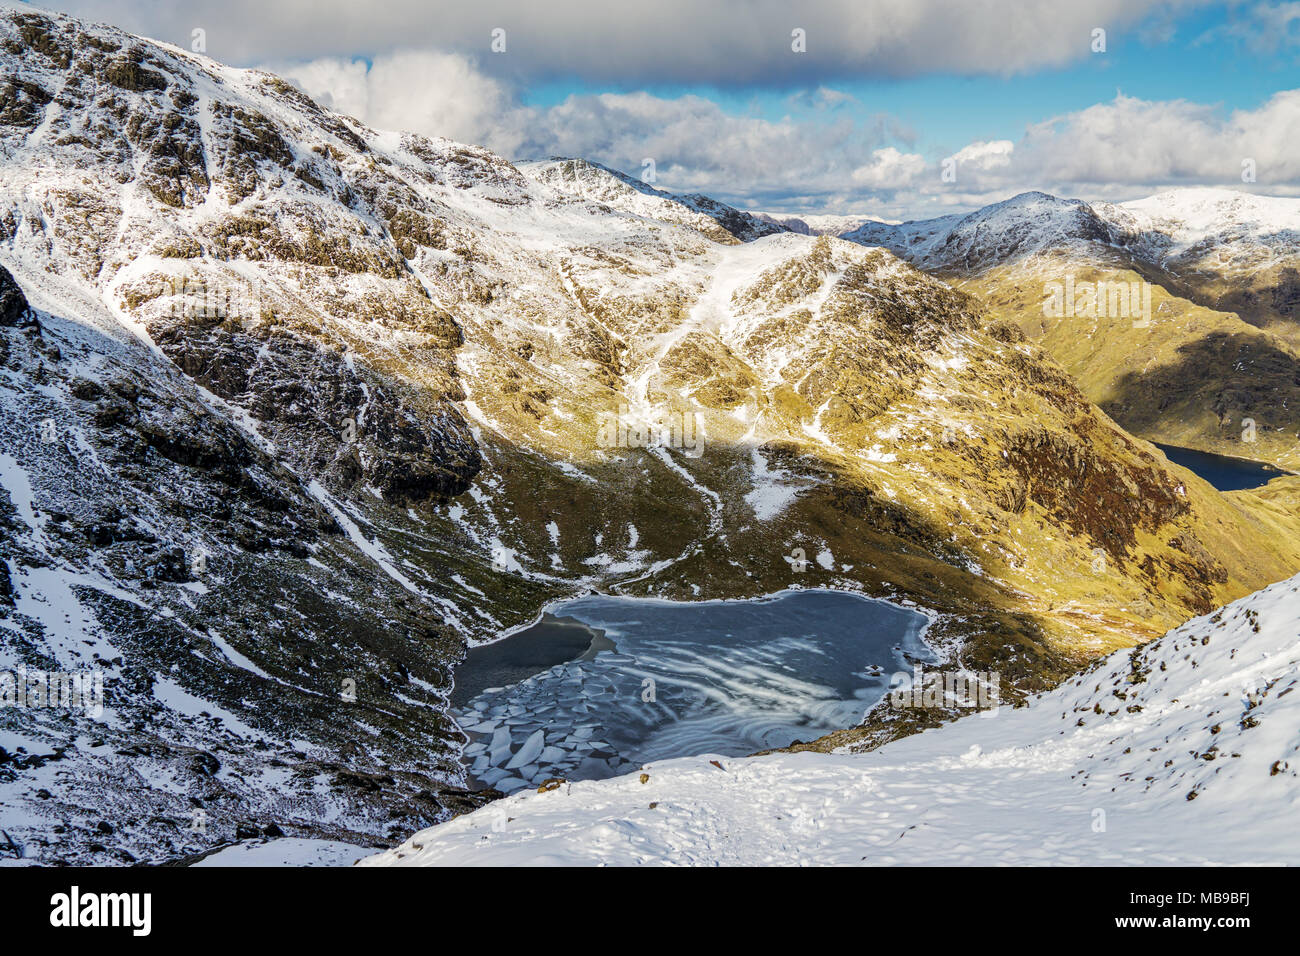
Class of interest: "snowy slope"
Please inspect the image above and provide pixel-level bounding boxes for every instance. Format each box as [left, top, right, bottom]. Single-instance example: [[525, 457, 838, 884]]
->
[[521, 158, 785, 243], [749, 211, 892, 237], [841, 191, 1119, 271], [365, 573, 1300, 866], [1108, 188, 1300, 254]]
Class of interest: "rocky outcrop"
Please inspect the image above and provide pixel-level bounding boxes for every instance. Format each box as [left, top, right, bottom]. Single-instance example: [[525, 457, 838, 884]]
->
[[153, 324, 480, 502], [0, 292, 489, 864], [0, 263, 34, 328]]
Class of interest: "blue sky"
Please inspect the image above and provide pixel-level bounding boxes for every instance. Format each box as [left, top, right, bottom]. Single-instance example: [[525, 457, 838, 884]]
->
[[32, 0, 1300, 217], [519, 4, 1297, 167]]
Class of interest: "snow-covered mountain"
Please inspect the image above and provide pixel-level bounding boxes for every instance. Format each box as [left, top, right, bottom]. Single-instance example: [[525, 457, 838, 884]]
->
[[841, 188, 1300, 469], [366, 570, 1300, 866], [841, 190, 1118, 272], [1101, 187, 1300, 263], [840, 187, 1300, 276], [2, 4, 1300, 865], [523, 158, 786, 243], [751, 211, 891, 237]]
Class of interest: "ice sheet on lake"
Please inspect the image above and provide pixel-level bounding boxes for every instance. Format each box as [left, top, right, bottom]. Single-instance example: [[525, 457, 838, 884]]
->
[[454, 590, 931, 793]]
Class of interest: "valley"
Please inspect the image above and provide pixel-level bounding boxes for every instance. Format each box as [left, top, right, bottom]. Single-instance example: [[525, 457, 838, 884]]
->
[[842, 190, 1300, 471]]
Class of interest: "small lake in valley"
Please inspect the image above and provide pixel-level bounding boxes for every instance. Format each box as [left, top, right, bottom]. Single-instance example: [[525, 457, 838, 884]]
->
[[1154, 443, 1290, 492], [451, 589, 933, 794]]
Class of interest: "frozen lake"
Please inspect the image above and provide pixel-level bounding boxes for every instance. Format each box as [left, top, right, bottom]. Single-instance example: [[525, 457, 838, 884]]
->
[[452, 589, 933, 794]]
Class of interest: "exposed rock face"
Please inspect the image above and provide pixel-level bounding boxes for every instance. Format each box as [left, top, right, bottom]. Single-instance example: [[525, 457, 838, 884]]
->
[[0, 8, 495, 864], [153, 324, 480, 502], [0, 7, 484, 509], [0, 263, 33, 327], [0, 303, 491, 864]]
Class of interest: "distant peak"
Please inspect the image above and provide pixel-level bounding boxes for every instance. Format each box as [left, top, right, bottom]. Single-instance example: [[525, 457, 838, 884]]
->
[[987, 190, 1081, 210]]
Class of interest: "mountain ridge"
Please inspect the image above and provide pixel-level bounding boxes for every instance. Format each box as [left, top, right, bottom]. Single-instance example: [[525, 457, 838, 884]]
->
[[838, 186, 1300, 469]]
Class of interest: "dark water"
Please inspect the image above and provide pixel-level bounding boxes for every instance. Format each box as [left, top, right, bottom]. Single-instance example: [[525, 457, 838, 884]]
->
[[1154, 443, 1289, 492], [449, 613, 614, 707], [452, 589, 932, 794]]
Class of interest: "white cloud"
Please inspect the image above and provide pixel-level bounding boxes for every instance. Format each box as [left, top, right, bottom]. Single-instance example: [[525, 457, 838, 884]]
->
[[277, 48, 1300, 220], [278, 52, 514, 150], [1009, 90, 1300, 190], [869, 91, 1300, 218], [786, 86, 859, 111], [280, 61, 902, 205], [947, 140, 1015, 172], [852, 148, 927, 188], [1194, 1, 1300, 54]]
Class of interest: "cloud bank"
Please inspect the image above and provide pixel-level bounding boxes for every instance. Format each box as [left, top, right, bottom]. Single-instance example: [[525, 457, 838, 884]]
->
[[42, 0, 1199, 85], [275, 51, 1300, 218]]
